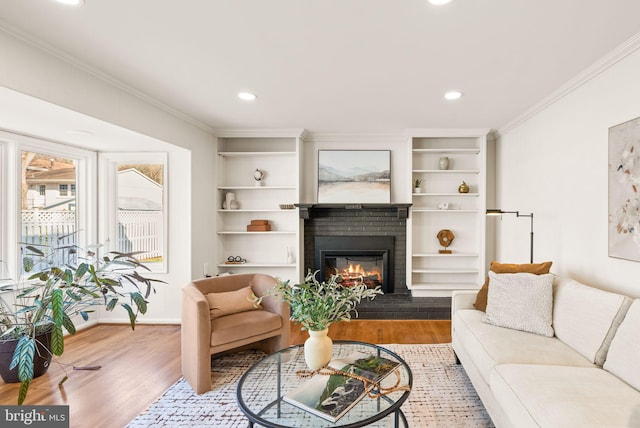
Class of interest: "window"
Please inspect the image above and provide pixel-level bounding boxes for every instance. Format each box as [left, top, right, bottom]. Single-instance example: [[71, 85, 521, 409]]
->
[[71, 184, 76, 196], [99, 153, 168, 273], [59, 184, 68, 196], [0, 131, 96, 280]]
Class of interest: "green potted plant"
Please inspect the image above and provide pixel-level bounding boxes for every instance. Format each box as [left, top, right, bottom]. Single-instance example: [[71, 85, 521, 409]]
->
[[414, 178, 423, 193], [255, 270, 382, 370], [0, 239, 162, 404]]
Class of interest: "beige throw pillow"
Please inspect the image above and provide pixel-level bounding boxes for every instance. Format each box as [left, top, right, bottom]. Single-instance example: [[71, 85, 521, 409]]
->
[[483, 271, 554, 337], [474, 261, 553, 311], [206, 286, 262, 319]]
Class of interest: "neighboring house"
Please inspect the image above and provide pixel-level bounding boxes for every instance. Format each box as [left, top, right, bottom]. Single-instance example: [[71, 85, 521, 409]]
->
[[117, 168, 163, 211], [25, 166, 76, 210]]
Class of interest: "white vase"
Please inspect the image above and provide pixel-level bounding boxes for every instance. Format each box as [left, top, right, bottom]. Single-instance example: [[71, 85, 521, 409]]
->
[[304, 329, 333, 370], [439, 157, 450, 170]]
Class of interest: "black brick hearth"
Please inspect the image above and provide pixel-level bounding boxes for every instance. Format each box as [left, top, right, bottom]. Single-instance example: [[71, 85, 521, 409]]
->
[[355, 294, 452, 320]]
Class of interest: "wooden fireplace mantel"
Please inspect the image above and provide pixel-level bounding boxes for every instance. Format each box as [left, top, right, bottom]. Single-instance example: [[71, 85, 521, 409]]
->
[[294, 203, 412, 220]]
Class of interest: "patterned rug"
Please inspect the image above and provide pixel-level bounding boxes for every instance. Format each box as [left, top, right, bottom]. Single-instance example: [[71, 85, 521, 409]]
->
[[127, 344, 494, 427]]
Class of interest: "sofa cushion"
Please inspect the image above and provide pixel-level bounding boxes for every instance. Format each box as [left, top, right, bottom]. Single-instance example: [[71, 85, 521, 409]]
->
[[491, 364, 640, 427], [474, 261, 553, 311], [206, 285, 262, 319], [483, 272, 554, 337], [210, 310, 282, 346], [552, 276, 631, 366], [604, 299, 640, 390], [454, 309, 594, 385]]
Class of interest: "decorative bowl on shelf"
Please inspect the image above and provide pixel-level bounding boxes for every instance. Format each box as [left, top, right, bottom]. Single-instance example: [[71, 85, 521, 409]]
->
[[279, 204, 295, 210]]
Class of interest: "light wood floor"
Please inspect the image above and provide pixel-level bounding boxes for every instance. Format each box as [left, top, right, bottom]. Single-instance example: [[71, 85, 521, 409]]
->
[[0, 320, 451, 428]]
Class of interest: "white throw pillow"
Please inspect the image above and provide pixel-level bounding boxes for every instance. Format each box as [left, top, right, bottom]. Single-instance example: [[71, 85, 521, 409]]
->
[[483, 271, 554, 337], [604, 299, 640, 391]]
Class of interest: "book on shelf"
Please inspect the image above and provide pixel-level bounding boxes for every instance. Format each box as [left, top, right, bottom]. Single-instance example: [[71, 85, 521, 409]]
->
[[283, 352, 401, 422]]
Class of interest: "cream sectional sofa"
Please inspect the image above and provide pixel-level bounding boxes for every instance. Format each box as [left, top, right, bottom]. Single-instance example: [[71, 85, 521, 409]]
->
[[452, 274, 640, 427]]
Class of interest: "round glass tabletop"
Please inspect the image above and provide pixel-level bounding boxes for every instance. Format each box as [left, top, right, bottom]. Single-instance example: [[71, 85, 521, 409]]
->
[[236, 341, 413, 428]]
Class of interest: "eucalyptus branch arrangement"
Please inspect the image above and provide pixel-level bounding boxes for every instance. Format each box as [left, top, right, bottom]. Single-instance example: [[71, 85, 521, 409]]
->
[[255, 269, 383, 331]]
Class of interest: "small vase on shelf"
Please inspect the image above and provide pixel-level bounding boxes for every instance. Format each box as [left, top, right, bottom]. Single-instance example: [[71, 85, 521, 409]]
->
[[304, 329, 333, 370], [439, 157, 450, 170]]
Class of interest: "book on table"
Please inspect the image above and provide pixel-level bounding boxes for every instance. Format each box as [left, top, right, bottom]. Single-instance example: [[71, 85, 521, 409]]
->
[[283, 352, 401, 422]]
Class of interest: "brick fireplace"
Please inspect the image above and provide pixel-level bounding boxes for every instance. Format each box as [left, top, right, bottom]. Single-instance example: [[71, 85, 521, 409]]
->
[[297, 203, 451, 320], [298, 204, 410, 294]]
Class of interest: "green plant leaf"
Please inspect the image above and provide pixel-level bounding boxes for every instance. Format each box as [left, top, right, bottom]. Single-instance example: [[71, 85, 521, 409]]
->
[[51, 325, 64, 356], [17, 336, 35, 382], [121, 303, 136, 330], [18, 379, 30, 405], [131, 292, 147, 315], [62, 312, 76, 335], [80, 311, 89, 321], [51, 288, 64, 327], [75, 262, 89, 279], [63, 268, 73, 284], [65, 290, 82, 301], [106, 298, 118, 311], [22, 257, 34, 273]]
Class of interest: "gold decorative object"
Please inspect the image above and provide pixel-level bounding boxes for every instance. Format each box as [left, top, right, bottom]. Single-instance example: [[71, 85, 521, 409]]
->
[[437, 229, 455, 254], [458, 181, 470, 193]]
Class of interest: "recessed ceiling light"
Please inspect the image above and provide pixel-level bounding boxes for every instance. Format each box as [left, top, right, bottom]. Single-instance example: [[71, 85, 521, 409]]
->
[[238, 92, 257, 101], [54, 0, 85, 6], [444, 91, 462, 100], [429, 0, 452, 5]]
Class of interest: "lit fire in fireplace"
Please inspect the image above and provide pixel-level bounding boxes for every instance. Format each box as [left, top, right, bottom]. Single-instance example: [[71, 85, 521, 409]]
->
[[332, 263, 382, 288]]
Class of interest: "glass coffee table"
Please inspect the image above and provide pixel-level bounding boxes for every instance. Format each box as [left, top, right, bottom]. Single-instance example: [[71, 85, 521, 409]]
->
[[236, 341, 412, 427]]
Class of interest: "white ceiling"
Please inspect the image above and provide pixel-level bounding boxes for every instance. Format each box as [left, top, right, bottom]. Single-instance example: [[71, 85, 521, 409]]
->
[[2, 0, 640, 136]]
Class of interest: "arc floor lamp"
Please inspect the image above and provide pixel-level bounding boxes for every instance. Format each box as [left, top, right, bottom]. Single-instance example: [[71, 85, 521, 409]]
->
[[486, 209, 534, 263]]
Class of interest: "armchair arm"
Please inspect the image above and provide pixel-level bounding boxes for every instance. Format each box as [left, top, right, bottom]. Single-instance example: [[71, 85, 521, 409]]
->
[[181, 282, 213, 394], [451, 290, 478, 316]]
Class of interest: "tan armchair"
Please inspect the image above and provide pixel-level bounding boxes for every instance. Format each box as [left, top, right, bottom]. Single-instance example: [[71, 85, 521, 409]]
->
[[181, 273, 290, 394]]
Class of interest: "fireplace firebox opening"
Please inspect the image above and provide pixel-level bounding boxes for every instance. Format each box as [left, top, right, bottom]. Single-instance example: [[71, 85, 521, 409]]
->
[[315, 236, 394, 293]]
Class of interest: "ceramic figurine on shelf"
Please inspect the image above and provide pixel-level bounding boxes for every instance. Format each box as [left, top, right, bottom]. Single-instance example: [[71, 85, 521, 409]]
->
[[254, 168, 265, 186]]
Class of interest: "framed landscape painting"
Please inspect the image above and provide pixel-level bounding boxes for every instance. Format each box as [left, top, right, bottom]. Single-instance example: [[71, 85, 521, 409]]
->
[[318, 150, 391, 203], [608, 116, 640, 262]]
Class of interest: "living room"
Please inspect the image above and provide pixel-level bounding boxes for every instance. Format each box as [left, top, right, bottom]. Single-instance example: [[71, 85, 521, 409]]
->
[[2, 1, 640, 427]]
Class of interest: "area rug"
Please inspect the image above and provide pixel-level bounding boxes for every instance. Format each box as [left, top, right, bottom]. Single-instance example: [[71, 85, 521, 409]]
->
[[127, 344, 494, 427]]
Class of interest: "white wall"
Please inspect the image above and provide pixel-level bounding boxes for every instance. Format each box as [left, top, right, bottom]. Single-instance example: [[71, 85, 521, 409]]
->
[[495, 44, 640, 297], [0, 30, 217, 323]]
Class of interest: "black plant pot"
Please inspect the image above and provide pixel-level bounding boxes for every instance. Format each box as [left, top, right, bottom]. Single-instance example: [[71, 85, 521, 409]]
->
[[0, 332, 53, 383]]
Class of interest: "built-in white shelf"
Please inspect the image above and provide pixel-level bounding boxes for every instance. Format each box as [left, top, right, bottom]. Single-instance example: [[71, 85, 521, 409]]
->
[[217, 186, 296, 190], [217, 231, 296, 235], [413, 253, 479, 257], [412, 148, 480, 154], [412, 169, 480, 174], [412, 209, 479, 213], [412, 193, 480, 197], [217, 209, 297, 213], [216, 263, 297, 268], [408, 130, 490, 297]]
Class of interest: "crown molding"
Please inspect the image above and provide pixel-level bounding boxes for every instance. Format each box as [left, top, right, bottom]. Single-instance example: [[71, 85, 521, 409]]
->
[[497, 31, 640, 138], [306, 132, 405, 143], [405, 128, 493, 138], [214, 128, 307, 139], [0, 21, 216, 134]]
